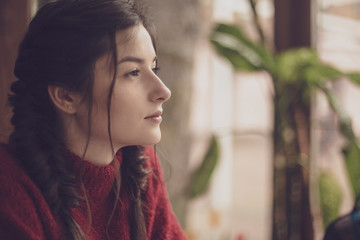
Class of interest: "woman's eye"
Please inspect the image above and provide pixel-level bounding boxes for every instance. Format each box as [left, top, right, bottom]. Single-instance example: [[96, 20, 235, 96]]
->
[[152, 67, 160, 75], [126, 69, 140, 77]]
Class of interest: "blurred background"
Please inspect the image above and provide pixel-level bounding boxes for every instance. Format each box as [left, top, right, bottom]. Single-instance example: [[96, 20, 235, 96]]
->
[[1, 0, 360, 239]]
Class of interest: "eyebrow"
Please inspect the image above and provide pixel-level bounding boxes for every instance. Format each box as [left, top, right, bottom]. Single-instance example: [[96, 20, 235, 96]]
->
[[118, 56, 157, 64]]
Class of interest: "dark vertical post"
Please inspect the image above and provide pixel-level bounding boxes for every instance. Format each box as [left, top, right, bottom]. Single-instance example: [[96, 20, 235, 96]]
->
[[274, 0, 311, 52], [273, 0, 313, 240], [0, 0, 31, 142]]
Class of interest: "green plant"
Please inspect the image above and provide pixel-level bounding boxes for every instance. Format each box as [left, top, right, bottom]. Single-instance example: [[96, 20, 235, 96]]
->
[[187, 136, 219, 199], [210, 22, 360, 239], [318, 172, 342, 228]]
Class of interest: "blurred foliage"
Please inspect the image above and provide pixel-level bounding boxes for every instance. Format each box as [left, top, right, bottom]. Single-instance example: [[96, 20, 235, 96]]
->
[[319, 84, 360, 198], [210, 23, 274, 72], [318, 172, 343, 229], [343, 142, 360, 197], [210, 22, 360, 233], [187, 136, 219, 199]]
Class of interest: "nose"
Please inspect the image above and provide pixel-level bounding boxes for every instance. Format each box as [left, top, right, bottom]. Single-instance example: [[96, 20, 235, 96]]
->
[[150, 74, 171, 103]]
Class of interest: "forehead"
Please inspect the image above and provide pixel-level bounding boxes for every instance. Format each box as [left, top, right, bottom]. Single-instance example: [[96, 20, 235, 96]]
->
[[94, 25, 155, 72], [115, 24, 155, 59]]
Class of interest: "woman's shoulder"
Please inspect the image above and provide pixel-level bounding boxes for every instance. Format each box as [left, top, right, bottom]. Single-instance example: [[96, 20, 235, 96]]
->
[[0, 143, 21, 174], [0, 143, 58, 239], [0, 142, 39, 197]]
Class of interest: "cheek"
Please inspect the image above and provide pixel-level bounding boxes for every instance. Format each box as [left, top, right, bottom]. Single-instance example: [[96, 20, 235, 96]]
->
[[109, 93, 146, 131], [107, 84, 149, 132], [92, 96, 109, 122], [110, 97, 137, 123], [86, 93, 113, 137], [111, 87, 143, 116]]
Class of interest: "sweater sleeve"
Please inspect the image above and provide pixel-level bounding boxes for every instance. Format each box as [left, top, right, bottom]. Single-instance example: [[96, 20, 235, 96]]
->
[[0, 184, 46, 240], [143, 146, 188, 240], [0, 145, 59, 240]]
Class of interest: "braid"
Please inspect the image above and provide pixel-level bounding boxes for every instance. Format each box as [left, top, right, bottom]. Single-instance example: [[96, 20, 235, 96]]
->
[[8, 1, 158, 239], [121, 145, 149, 240], [8, 80, 84, 240]]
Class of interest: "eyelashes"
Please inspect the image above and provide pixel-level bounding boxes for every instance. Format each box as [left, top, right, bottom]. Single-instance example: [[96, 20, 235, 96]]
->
[[152, 67, 160, 75], [125, 69, 140, 77], [124, 67, 160, 78]]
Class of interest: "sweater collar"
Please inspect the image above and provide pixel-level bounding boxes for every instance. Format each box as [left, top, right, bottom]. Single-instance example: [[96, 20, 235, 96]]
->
[[64, 149, 122, 200]]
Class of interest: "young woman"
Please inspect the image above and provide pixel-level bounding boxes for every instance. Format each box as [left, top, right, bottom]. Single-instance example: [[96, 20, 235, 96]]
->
[[0, 0, 187, 239]]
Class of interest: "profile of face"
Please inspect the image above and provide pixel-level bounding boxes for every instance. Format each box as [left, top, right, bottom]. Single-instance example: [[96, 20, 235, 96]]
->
[[50, 24, 171, 163]]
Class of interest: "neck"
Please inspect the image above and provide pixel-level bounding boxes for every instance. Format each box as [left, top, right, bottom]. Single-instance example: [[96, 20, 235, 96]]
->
[[61, 111, 125, 165], [64, 125, 121, 166], [66, 139, 116, 166]]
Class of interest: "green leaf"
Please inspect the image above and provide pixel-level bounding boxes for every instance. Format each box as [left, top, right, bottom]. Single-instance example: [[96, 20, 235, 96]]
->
[[302, 63, 343, 85], [211, 40, 259, 71], [318, 84, 360, 197], [318, 172, 342, 229], [318, 84, 355, 141], [188, 136, 219, 199], [343, 141, 360, 197], [347, 73, 360, 86], [210, 23, 274, 72], [275, 48, 318, 83]]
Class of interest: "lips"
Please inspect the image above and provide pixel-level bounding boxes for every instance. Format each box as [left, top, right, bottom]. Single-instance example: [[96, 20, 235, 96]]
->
[[145, 110, 163, 123]]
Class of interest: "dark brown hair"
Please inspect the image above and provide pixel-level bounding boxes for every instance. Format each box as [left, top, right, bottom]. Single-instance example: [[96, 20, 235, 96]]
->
[[8, 0, 153, 239]]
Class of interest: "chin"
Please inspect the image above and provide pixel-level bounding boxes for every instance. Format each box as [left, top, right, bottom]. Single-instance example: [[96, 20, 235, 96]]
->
[[147, 137, 161, 145], [124, 135, 161, 147], [144, 133, 162, 145]]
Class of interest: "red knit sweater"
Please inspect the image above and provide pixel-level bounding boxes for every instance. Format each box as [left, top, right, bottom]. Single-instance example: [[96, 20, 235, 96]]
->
[[0, 144, 187, 240]]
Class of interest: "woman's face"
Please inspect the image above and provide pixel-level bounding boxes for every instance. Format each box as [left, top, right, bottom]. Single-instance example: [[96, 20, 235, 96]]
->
[[75, 24, 171, 152]]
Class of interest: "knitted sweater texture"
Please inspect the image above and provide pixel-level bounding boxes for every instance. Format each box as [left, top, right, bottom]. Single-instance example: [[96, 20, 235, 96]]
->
[[0, 144, 187, 240]]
